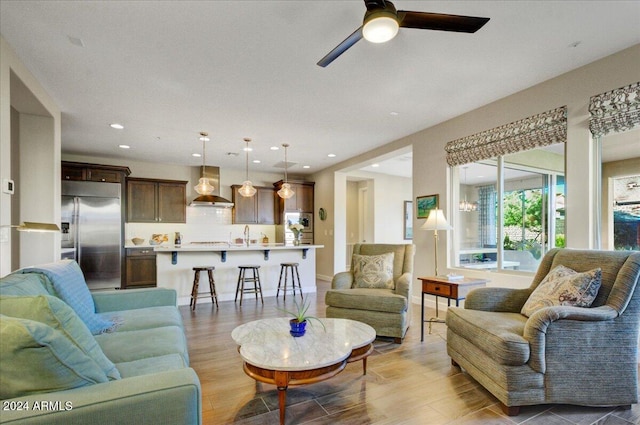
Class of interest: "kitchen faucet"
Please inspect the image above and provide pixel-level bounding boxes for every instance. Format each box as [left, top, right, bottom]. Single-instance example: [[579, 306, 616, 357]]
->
[[244, 225, 250, 246]]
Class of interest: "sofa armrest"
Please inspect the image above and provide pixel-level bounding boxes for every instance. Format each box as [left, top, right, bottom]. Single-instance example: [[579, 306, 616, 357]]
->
[[394, 272, 412, 300], [465, 287, 532, 312], [524, 305, 618, 373], [92, 288, 177, 313], [0, 368, 201, 425], [331, 271, 354, 290]]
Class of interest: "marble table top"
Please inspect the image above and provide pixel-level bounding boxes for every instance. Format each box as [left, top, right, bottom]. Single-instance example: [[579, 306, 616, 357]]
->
[[231, 318, 376, 371]]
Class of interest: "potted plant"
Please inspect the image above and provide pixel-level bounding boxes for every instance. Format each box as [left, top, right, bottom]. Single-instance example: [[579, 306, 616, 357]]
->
[[279, 298, 325, 337]]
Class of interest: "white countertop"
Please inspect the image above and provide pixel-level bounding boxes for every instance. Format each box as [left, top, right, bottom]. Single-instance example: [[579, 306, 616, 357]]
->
[[151, 243, 323, 252]]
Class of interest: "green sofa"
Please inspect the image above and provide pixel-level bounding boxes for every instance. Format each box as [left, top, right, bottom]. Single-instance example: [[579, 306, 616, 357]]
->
[[0, 260, 201, 425]]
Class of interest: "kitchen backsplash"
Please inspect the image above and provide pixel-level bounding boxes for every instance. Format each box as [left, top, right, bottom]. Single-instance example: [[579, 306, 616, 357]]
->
[[125, 206, 276, 245]]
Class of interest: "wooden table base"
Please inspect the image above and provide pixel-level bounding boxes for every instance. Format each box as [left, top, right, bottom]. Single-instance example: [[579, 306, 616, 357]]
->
[[242, 342, 373, 425]]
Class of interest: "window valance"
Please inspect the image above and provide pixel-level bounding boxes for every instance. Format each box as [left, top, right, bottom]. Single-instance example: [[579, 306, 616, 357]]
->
[[588, 81, 640, 137], [445, 106, 567, 167]]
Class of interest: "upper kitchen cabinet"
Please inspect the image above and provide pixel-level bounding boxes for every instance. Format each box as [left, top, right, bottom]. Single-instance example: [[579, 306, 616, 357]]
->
[[231, 185, 276, 224], [273, 180, 314, 213], [127, 178, 187, 223], [62, 161, 130, 183]]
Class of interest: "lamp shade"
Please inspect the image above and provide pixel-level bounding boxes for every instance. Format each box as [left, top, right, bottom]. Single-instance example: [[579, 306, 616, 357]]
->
[[421, 209, 452, 231], [363, 15, 399, 43]]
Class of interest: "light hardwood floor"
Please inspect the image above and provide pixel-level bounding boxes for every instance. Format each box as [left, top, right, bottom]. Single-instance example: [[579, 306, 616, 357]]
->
[[180, 279, 640, 425]]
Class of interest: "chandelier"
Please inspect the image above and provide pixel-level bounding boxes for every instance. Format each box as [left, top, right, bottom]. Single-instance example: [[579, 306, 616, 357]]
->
[[459, 166, 478, 212], [277, 143, 294, 199], [238, 138, 257, 197], [194, 132, 215, 196]]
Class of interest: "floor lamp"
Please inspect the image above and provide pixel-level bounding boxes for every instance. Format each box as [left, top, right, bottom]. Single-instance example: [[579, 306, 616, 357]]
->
[[421, 208, 451, 276]]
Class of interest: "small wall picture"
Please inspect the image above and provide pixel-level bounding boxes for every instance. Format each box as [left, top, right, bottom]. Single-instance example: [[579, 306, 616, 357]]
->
[[404, 200, 413, 240], [416, 194, 438, 219]]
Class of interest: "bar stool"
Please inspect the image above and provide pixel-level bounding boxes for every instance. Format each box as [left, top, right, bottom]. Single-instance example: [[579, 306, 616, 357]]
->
[[277, 262, 303, 301], [235, 265, 263, 306], [190, 266, 218, 311]]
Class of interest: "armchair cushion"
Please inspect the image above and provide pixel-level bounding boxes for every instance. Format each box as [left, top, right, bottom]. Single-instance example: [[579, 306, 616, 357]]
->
[[352, 252, 395, 289], [521, 265, 602, 317], [325, 288, 407, 314]]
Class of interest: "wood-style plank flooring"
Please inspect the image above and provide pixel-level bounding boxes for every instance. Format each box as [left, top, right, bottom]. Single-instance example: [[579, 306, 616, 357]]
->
[[180, 279, 640, 425]]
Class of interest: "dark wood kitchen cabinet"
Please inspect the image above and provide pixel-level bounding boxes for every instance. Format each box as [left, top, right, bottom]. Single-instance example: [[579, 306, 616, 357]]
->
[[273, 180, 314, 213], [127, 178, 187, 223], [125, 248, 156, 288], [62, 161, 131, 183], [231, 185, 276, 224]]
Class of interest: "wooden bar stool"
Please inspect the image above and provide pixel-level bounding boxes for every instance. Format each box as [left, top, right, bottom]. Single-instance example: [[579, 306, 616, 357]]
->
[[276, 262, 303, 301], [190, 266, 218, 311], [235, 265, 263, 306]]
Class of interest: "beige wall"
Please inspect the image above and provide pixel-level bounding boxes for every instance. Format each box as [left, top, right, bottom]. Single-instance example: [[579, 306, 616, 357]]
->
[[1, 36, 61, 275], [311, 44, 640, 294]]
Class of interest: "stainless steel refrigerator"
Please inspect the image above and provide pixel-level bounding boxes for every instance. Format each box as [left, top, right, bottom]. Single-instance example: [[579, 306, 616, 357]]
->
[[61, 180, 122, 290]]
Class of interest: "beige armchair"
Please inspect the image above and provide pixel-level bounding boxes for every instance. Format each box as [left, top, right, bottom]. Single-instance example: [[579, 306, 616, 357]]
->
[[446, 248, 640, 415], [325, 243, 415, 343]]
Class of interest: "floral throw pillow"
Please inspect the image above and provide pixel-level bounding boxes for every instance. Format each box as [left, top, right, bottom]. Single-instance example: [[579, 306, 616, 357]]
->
[[521, 265, 602, 317], [352, 253, 395, 290]]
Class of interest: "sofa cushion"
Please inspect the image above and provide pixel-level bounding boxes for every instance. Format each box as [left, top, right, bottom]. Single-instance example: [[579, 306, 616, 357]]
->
[[21, 260, 115, 334], [352, 253, 395, 289], [0, 272, 53, 296], [325, 288, 407, 313], [0, 314, 109, 399], [115, 353, 188, 378], [95, 325, 189, 365], [97, 306, 183, 332], [0, 295, 120, 380], [521, 265, 602, 317], [445, 307, 530, 366]]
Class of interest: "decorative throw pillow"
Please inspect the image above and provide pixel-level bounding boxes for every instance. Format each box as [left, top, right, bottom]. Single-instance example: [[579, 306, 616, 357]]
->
[[0, 314, 109, 399], [21, 260, 115, 334], [0, 295, 120, 380], [521, 265, 602, 317], [352, 252, 395, 289]]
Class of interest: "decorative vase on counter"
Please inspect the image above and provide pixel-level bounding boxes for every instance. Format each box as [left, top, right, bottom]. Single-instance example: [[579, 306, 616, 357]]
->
[[292, 230, 302, 246], [289, 319, 307, 337]]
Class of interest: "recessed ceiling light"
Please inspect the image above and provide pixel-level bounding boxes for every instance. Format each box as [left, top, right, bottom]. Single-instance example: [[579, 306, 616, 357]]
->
[[67, 35, 85, 47], [327, 153, 336, 158], [118, 144, 130, 149], [303, 165, 310, 169], [192, 153, 201, 157], [270, 146, 279, 151], [371, 163, 379, 167], [390, 111, 399, 116], [253, 159, 261, 164], [110, 123, 124, 129]]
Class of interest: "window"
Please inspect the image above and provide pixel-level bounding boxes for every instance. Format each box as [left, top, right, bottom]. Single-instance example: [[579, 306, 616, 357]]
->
[[454, 144, 565, 273]]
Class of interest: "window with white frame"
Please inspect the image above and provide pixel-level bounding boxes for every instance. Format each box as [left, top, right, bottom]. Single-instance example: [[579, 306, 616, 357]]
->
[[446, 107, 567, 273]]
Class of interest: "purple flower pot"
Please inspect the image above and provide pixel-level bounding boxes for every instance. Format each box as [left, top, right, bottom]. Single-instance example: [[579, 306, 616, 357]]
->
[[289, 319, 307, 337]]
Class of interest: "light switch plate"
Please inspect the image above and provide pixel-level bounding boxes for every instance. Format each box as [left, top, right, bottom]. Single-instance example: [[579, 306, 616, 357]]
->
[[2, 178, 14, 195]]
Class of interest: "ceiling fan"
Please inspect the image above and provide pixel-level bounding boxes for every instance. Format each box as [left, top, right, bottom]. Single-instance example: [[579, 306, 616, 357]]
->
[[317, 0, 490, 67]]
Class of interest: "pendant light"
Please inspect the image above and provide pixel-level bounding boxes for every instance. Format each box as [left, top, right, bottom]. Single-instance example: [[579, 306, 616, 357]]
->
[[238, 138, 257, 197], [277, 143, 294, 199], [194, 132, 215, 195], [459, 166, 478, 212]]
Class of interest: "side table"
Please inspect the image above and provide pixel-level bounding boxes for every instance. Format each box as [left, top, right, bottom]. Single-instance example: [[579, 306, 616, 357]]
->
[[418, 276, 488, 341]]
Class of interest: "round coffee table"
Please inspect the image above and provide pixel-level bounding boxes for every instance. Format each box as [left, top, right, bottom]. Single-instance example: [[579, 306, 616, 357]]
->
[[231, 317, 375, 425]]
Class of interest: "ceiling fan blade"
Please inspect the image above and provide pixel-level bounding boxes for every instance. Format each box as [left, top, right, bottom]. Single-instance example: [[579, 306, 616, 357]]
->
[[317, 27, 363, 67], [397, 11, 489, 33]]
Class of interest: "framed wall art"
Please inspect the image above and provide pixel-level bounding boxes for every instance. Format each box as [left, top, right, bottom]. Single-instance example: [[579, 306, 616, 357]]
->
[[404, 200, 413, 240], [416, 194, 439, 219]]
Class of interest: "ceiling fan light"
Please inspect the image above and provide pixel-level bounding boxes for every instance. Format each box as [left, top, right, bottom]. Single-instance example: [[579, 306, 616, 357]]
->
[[277, 182, 295, 199], [238, 180, 257, 197], [363, 15, 399, 43], [194, 177, 215, 195]]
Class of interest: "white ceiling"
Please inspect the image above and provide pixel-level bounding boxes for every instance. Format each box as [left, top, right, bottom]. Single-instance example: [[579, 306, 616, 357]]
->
[[1, 1, 639, 177]]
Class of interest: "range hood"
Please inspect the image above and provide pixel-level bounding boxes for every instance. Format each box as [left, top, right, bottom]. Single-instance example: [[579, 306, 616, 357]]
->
[[190, 165, 234, 208]]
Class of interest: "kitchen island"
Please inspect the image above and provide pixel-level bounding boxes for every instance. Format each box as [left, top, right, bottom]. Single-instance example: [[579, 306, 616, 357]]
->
[[154, 244, 323, 306]]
